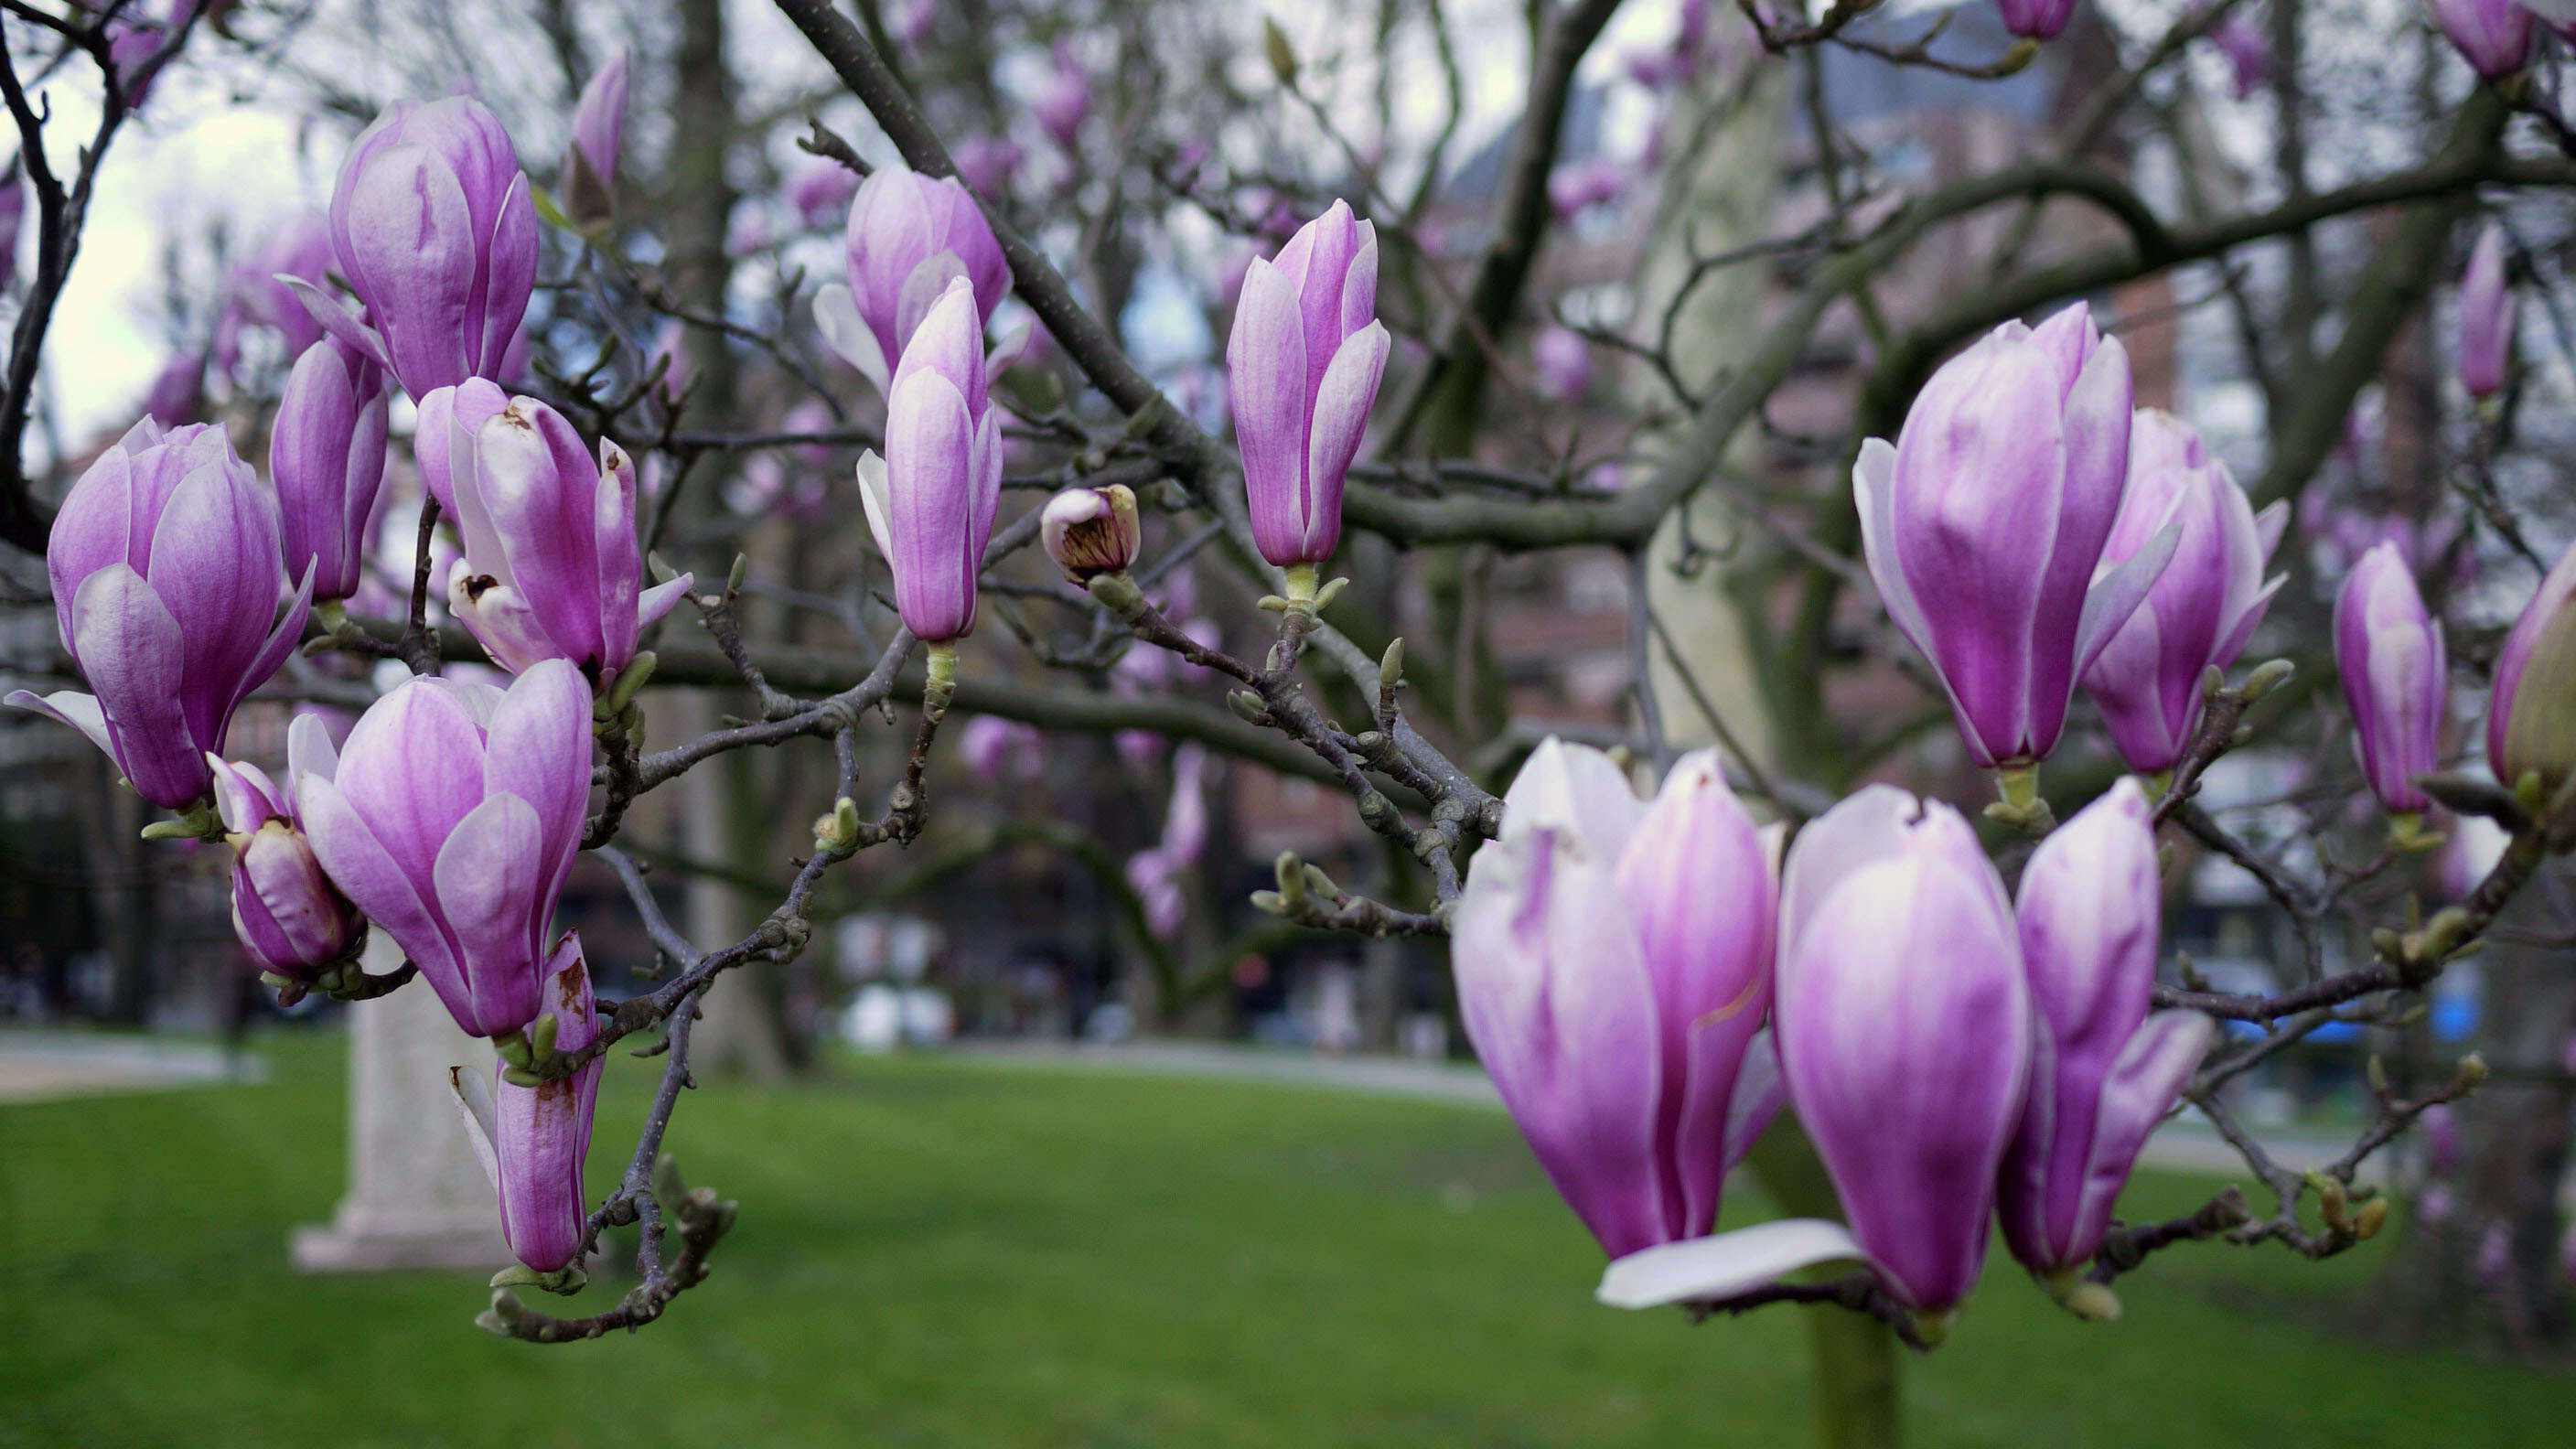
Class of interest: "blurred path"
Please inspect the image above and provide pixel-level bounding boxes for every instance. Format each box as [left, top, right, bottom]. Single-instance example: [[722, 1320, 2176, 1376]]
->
[[0, 1030, 263, 1102], [948, 1040, 2377, 1185]]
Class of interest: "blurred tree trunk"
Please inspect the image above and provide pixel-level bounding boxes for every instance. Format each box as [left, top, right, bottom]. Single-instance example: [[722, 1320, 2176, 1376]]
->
[[2381, 858, 2576, 1344], [663, 0, 791, 1079], [674, 692, 794, 1082], [1635, 59, 1903, 1449]]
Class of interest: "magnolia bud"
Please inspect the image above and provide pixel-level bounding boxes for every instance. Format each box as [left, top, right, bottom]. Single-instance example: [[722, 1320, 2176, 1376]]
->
[[207, 729, 367, 979], [307, 97, 537, 399], [296, 661, 594, 1040], [853, 277, 1003, 644], [1041, 484, 1141, 583], [1228, 201, 1389, 569], [1454, 742, 1779, 1260], [6, 422, 312, 808], [2458, 221, 2515, 399], [561, 49, 628, 227], [2336, 544, 2446, 813], [1854, 304, 2168, 771], [2490, 537, 2576, 793], [2427, 0, 2532, 80]]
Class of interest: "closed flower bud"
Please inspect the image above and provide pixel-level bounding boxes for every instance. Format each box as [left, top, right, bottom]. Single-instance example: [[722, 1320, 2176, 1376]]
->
[[1228, 199, 1390, 569], [1454, 741, 1781, 1261], [855, 277, 1004, 644], [2080, 410, 2287, 774], [2000, 780, 2213, 1284], [1999, 0, 2081, 37], [2334, 543, 2446, 812], [1855, 304, 2175, 770], [295, 97, 538, 400], [1775, 786, 2032, 1315], [2488, 535, 2576, 791], [295, 660, 593, 1039], [450, 936, 603, 1272], [561, 49, 628, 227], [1996, 0, 2077, 39], [2427, 0, 2532, 79], [9, 420, 312, 809], [2458, 221, 2514, 399], [1040, 484, 1141, 583], [273, 338, 392, 603], [811, 167, 1010, 397], [441, 395, 692, 689], [206, 715, 367, 977]]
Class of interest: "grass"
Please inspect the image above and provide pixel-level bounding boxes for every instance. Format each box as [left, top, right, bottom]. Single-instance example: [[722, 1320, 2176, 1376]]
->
[[0, 1031, 2568, 1449]]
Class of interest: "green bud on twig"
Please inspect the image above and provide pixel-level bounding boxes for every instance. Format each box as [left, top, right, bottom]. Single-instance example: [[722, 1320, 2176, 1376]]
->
[[141, 801, 221, 843], [1982, 765, 2055, 836], [493, 1028, 532, 1070], [2307, 1171, 2352, 1233], [813, 796, 862, 853], [1273, 852, 1306, 905], [1086, 570, 1145, 616], [2061, 1282, 2121, 1323], [1262, 18, 1300, 86], [598, 651, 657, 719], [2418, 773, 2532, 829], [491, 1262, 586, 1296], [2239, 659, 2294, 703]]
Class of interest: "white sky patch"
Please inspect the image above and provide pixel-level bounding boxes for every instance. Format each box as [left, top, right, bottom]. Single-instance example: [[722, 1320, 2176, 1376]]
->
[[16, 62, 320, 456]]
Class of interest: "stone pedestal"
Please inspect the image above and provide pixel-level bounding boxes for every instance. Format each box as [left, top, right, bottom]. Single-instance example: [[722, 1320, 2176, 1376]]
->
[[292, 936, 509, 1271]]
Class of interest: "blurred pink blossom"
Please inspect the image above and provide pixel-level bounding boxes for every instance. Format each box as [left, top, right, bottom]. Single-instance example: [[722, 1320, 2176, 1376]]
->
[[789, 159, 863, 229], [1532, 323, 1592, 401], [957, 715, 1045, 780], [952, 135, 1023, 195], [1033, 40, 1092, 152]]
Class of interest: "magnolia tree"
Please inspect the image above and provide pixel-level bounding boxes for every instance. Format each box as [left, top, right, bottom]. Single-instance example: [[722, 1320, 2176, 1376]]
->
[[6, 0, 2576, 1440]]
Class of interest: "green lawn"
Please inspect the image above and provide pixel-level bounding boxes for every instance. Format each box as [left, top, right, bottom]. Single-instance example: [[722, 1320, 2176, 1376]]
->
[[0, 1033, 2566, 1449]]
